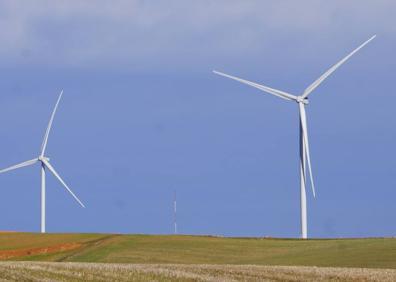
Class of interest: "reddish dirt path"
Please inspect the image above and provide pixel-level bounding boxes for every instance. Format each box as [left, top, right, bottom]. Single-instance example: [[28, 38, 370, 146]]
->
[[0, 243, 82, 260]]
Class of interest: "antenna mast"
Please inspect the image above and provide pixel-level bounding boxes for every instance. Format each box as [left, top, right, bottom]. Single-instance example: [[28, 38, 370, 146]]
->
[[173, 190, 177, 234]]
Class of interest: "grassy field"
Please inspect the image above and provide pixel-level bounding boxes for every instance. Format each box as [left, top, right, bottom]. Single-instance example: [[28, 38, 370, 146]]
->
[[1, 233, 396, 269]]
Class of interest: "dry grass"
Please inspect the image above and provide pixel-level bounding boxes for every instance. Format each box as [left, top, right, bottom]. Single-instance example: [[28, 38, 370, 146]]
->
[[0, 262, 396, 282]]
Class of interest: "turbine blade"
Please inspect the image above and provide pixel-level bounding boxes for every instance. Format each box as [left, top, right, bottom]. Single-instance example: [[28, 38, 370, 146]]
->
[[213, 70, 298, 101], [299, 103, 316, 197], [0, 158, 38, 174], [40, 90, 63, 156], [41, 159, 85, 208], [302, 35, 376, 98]]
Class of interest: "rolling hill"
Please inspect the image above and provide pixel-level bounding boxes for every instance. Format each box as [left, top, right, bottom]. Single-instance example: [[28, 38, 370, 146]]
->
[[1, 233, 396, 269]]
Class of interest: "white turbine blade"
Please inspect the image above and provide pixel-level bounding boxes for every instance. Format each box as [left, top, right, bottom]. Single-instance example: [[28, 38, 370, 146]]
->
[[41, 159, 85, 208], [213, 70, 298, 101], [40, 90, 63, 156], [298, 103, 316, 197], [0, 158, 38, 174], [302, 35, 376, 98]]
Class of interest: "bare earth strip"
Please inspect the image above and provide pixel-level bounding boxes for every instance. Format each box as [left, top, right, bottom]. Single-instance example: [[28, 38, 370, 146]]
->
[[0, 262, 396, 282], [0, 243, 82, 260]]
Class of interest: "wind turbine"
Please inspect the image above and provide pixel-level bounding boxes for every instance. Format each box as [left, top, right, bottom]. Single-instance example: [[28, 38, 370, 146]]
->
[[0, 91, 85, 233], [213, 35, 375, 239]]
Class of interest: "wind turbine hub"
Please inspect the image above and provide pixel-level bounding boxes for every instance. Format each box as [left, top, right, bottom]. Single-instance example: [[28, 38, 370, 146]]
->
[[38, 156, 50, 162], [297, 97, 309, 105]]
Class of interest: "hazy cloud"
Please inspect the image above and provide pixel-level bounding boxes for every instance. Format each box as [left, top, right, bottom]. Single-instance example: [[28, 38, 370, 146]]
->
[[0, 1, 394, 69]]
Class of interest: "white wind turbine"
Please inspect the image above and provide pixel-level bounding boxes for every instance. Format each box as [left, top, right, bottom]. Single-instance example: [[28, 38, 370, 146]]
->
[[214, 35, 375, 239], [0, 91, 85, 233]]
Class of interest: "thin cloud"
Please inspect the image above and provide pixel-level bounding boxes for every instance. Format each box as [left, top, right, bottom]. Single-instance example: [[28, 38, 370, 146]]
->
[[0, 1, 393, 69]]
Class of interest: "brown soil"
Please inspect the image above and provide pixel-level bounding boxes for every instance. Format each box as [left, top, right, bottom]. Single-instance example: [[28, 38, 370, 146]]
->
[[0, 242, 82, 260]]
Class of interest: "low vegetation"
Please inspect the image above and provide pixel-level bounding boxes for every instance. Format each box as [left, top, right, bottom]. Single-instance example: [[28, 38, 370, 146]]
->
[[1, 233, 396, 269]]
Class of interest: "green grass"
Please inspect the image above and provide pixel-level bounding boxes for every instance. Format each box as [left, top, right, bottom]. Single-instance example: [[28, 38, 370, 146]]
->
[[1, 233, 396, 269]]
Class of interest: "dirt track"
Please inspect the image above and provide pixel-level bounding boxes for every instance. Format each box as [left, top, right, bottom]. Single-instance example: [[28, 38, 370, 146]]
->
[[0, 243, 82, 260]]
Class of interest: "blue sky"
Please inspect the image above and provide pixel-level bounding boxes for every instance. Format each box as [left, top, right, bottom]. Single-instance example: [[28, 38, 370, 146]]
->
[[0, 1, 395, 237]]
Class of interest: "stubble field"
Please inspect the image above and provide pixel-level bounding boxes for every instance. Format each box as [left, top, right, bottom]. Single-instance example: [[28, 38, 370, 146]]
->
[[1, 262, 396, 281]]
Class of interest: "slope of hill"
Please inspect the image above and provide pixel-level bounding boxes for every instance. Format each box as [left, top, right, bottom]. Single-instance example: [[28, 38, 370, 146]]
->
[[1, 233, 396, 269]]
